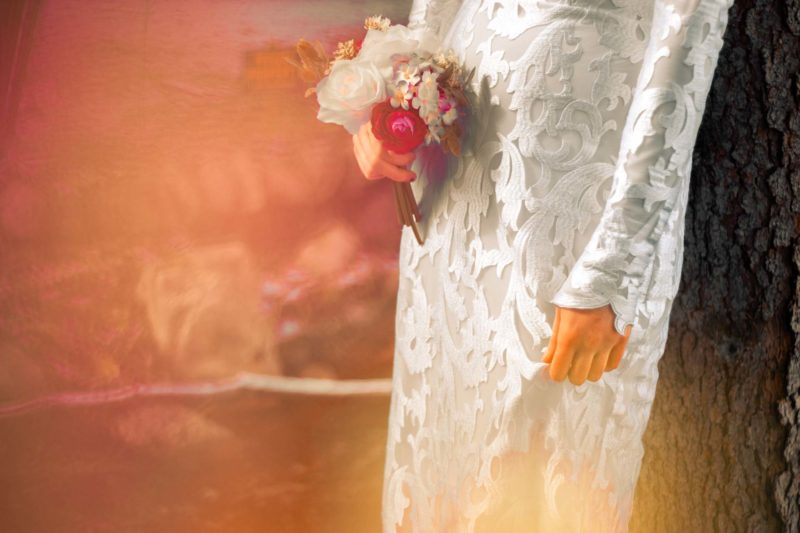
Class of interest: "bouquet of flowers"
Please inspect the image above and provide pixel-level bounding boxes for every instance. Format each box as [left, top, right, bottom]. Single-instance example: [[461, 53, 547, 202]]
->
[[287, 15, 475, 245]]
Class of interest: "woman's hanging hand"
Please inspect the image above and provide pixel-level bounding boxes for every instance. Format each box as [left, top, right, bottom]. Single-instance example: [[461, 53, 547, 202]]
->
[[542, 305, 632, 385], [352, 121, 417, 183]]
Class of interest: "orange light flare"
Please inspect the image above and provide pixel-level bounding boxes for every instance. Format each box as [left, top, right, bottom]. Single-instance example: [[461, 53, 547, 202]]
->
[[0, 2, 415, 531]]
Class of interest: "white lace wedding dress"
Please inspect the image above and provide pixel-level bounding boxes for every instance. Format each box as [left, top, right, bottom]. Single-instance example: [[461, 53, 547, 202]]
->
[[381, 0, 734, 531]]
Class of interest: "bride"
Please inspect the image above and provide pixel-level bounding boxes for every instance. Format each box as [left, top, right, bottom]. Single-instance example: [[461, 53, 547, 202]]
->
[[352, 0, 734, 530]]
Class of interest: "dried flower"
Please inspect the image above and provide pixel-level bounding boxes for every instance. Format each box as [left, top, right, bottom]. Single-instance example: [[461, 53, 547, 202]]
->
[[364, 15, 391, 31], [432, 49, 460, 71], [441, 121, 462, 156], [332, 39, 359, 61], [285, 38, 331, 91]]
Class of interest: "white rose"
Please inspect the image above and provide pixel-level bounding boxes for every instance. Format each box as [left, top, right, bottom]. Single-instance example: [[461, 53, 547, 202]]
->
[[358, 25, 441, 79], [315, 59, 387, 135]]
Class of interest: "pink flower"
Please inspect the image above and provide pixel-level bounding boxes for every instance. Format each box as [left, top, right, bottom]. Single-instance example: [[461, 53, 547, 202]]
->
[[371, 99, 429, 154], [438, 88, 454, 114]]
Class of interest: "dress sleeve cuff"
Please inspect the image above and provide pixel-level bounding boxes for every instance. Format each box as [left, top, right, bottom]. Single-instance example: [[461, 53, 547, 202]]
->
[[550, 280, 638, 337]]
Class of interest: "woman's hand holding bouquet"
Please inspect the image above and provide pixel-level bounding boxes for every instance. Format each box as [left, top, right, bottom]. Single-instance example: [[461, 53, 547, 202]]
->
[[287, 15, 474, 245]]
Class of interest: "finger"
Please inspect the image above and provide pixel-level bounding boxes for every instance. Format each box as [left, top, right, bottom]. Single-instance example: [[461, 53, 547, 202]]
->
[[382, 148, 416, 167], [354, 135, 399, 182], [606, 338, 628, 371], [375, 157, 416, 182], [365, 120, 383, 152], [587, 349, 611, 382], [542, 307, 561, 363], [548, 332, 575, 382], [358, 119, 372, 139], [359, 123, 416, 181], [568, 348, 594, 386], [359, 123, 378, 159]]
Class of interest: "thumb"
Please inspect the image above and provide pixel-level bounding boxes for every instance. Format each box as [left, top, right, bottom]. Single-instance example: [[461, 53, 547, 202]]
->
[[606, 338, 627, 370]]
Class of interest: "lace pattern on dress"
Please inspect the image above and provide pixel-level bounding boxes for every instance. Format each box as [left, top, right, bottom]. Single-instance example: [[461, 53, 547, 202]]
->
[[382, 0, 733, 531]]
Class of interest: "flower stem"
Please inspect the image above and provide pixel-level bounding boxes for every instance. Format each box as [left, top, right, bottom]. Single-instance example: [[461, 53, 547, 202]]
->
[[392, 181, 404, 226], [401, 182, 424, 245], [392, 180, 410, 226], [402, 182, 422, 222], [392, 180, 424, 245]]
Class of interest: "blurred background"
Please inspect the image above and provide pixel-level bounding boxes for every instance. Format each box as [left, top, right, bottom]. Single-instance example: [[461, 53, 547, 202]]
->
[[0, 1, 412, 531]]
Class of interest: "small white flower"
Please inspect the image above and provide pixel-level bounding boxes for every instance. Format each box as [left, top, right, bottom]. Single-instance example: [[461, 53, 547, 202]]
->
[[389, 83, 413, 109], [420, 69, 439, 88], [418, 72, 439, 99], [418, 99, 440, 123], [422, 108, 440, 126], [396, 63, 420, 86], [442, 107, 459, 125], [411, 71, 441, 115]]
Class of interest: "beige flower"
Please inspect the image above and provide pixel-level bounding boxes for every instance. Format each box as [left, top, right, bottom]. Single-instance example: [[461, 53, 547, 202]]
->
[[332, 39, 358, 61], [364, 15, 391, 31]]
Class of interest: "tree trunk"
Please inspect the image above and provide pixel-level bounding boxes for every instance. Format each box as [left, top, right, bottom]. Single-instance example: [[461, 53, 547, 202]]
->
[[630, 0, 800, 531]]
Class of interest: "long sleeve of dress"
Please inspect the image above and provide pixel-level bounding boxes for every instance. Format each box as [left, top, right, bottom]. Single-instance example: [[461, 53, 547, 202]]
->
[[549, 0, 735, 336]]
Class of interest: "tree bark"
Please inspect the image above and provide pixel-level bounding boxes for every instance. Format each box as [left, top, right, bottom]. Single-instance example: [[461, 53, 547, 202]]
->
[[630, 0, 800, 531]]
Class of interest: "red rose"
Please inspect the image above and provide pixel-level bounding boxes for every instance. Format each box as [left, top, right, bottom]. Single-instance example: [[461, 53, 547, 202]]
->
[[370, 100, 429, 154]]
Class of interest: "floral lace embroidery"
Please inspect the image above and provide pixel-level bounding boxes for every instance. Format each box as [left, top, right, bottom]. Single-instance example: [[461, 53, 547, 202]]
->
[[383, 0, 734, 531]]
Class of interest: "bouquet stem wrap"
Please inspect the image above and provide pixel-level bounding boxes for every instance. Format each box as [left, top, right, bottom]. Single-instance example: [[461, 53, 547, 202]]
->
[[392, 180, 423, 245]]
